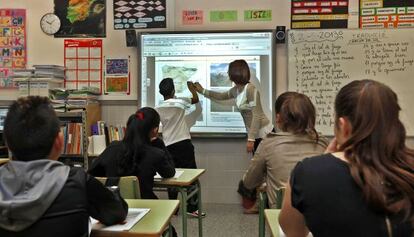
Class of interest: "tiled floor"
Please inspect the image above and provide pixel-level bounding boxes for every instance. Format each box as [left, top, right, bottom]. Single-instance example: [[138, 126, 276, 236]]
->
[[170, 203, 272, 237]]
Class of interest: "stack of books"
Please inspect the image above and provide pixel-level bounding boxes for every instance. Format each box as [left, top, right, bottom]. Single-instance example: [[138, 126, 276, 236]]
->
[[67, 88, 100, 110], [33, 65, 65, 79]]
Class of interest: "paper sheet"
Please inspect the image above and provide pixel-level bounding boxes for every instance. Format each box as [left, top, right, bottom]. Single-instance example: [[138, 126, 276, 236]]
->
[[91, 208, 150, 231], [154, 170, 184, 179]]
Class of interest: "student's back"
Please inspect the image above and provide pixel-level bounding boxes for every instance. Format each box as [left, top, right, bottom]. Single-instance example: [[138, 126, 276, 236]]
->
[[88, 108, 175, 199], [0, 96, 127, 237], [89, 138, 175, 199], [291, 154, 411, 237]]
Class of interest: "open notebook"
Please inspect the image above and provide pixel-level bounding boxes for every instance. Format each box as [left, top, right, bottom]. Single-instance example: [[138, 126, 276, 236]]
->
[[90, 208, 150, 231], [154, 170, 184, 179]]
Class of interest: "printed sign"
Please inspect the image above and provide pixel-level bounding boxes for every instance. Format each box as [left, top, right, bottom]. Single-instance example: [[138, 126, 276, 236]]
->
[[0, 9, 26, 88]]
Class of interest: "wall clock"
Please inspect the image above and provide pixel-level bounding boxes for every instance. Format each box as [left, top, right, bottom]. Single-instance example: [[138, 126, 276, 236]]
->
[[40, 13, 61, 35]]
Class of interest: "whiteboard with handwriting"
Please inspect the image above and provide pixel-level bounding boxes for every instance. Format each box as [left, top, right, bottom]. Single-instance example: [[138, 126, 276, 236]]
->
[[288, 28, 414, 136]]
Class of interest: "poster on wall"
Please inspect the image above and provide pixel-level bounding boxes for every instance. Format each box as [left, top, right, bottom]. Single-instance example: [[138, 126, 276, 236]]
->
[[0, 9, 26, 89], [54, 0, 106, 38], [360, 0, 414, 28], [113, 0, 166, 29], [104, 57, 130, 95], [64, 39, 102, 94], [291, 0, 349, 29], [182, 10, 203, 25]]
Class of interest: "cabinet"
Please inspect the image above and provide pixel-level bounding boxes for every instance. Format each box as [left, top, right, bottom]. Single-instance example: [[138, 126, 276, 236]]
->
[[57, 103, 101, 170]]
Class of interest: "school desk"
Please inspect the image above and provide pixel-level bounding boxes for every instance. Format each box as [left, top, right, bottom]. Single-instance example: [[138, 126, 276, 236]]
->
[[154, 168, 206, 237], [264, 209, 280, 237], [0, 158, 9, 165], [91, 199, 179, 237]]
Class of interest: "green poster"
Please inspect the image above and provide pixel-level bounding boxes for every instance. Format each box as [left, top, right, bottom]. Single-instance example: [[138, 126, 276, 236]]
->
[[244, 10, 272, 21], [210, 10, 238, 22]]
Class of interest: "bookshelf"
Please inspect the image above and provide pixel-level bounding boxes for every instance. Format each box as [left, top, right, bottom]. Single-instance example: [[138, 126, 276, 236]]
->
[[57, 103, 101, 170]]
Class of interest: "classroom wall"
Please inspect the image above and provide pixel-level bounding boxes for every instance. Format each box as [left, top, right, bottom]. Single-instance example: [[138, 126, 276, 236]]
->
[[3, 0, 412, 204]]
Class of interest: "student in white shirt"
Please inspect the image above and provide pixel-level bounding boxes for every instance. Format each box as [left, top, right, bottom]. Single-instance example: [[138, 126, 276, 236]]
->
[[156, 77, 204, 217]]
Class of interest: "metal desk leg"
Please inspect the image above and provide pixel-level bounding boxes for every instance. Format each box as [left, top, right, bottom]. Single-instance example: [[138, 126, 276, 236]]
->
[[259, 191, 267, 237], [178, 187, 188, 237], [196, 180, 203, 237], [168, 222, 173, 237]]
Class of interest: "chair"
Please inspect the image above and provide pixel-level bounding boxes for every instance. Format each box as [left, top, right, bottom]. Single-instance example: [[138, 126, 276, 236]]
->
[[95, 176, 141, 199], [259, 187, 286, 237]]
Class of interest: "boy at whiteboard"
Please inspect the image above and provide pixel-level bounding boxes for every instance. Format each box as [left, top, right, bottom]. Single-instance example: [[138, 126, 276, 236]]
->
[[156, 77, 205, 217]]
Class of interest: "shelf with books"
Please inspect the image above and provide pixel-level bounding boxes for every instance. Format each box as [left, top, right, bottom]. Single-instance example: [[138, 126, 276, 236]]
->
[[56, 103, 101, 170], [57, 111, 88, 169]]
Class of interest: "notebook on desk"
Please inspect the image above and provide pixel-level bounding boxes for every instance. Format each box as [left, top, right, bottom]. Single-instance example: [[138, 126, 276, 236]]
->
[[90, 208, 150, 231], [154, 170, 184, 180]]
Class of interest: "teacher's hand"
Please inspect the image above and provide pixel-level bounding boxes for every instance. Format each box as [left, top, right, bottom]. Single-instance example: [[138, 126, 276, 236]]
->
[[193, 82, 204, 93], [246, 141, 255, 153]]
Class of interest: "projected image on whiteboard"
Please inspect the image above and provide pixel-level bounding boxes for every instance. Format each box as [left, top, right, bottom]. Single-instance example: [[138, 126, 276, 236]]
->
[[155, 59, 207, 127]]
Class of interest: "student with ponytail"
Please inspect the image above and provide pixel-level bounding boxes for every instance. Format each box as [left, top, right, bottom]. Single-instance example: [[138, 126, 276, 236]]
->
[[89, 107, 175, 199], [280, 80, 414, 236], [240, 92, 327, 213]]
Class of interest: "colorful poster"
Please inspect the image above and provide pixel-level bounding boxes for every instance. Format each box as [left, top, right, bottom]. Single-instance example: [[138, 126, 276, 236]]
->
[[210, 10, 238, 22], [0, 9, 26, 89], [113, 0, 166, 29], [244, 10, 272, 21], [104, 58, 129, 94], [54, 0, 106, 38], [64, 39, 102, 93], [182, 10, 203, 25], [360, 0, 414, 28], [291, 0, 349, 29]]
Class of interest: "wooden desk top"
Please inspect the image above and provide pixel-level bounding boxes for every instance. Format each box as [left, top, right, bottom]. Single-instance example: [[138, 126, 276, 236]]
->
[[0, 158, 9, 165], [154, 168, 205, 186], [91, 199, 179, 237], [264, 209, 280, 237]]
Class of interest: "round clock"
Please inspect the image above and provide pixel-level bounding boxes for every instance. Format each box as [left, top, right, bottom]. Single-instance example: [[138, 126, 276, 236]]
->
[[40, 13, 61, 35]]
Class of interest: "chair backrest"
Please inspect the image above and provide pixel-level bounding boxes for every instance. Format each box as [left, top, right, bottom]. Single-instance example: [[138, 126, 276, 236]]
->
[[96, 176, 141, 199], [275, 187, 286, 209]]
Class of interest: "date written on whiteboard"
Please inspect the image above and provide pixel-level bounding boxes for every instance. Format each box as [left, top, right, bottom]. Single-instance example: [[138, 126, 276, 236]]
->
[[290, 30, 344, 44]]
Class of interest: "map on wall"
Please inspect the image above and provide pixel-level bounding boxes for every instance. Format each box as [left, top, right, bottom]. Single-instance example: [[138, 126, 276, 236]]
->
[[113, 0, 166, 29], [360, 0, 414, 28], [54, 0, 106, 38], [291, 0, 349, 29], [0, 9, 26, 89]]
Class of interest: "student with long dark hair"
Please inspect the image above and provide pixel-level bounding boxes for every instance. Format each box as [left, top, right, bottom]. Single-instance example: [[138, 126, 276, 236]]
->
[[240, 92, 327, 213], [280, 80, 414, 236], [194, 59, 273, 153], [89, 107, 175, 199]]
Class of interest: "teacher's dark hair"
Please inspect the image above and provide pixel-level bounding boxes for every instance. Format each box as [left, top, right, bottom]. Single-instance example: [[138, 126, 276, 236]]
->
[[275, 91, 318, 140], [118, 107, 160, 174], [228, 59, 250, 85], [335, 79, 414, 221]]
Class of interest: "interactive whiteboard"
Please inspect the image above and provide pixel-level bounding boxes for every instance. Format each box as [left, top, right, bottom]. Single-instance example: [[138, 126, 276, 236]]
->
[[288, 28, 414, 136], [139, 31, 276, 136]]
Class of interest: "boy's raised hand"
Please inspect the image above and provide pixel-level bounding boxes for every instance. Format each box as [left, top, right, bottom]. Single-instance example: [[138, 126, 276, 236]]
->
[[187, 81, 196, 92]]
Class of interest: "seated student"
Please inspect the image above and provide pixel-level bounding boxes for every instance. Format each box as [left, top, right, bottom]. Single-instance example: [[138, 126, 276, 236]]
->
[[156, 78, 204, 217], [280, 80, 414, 236], [240, 92, 328, 213], [0, 96, 127, 237], [89, 107, 175, 199]]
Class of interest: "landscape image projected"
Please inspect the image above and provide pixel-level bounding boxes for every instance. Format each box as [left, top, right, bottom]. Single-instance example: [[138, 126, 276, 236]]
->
[[161, 65, 198, 93], [210, 63, 232, 87]]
